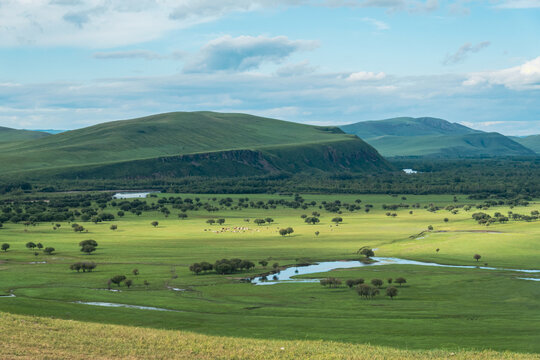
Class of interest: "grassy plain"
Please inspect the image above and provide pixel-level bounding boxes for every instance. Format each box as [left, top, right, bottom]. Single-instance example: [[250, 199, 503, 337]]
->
[[0, 193, 539, 355]]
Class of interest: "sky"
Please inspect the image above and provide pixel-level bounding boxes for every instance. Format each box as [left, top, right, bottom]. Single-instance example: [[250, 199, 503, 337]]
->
[[0, 0, 539, 135]]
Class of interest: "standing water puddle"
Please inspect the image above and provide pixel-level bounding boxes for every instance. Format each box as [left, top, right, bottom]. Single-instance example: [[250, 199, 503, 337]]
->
[[73, 301, 180, 312], [252, 257, 540, 285]]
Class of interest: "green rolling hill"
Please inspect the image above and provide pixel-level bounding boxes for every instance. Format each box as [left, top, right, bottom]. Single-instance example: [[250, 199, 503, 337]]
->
[[340, 117, 536, 158], [511, 135, 540, 154], [0, 111, 392, 179], [0, 126, 51, 143]]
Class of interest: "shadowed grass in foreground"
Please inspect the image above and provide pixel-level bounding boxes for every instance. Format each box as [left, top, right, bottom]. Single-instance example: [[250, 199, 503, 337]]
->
[[1, 312, 538, 360]]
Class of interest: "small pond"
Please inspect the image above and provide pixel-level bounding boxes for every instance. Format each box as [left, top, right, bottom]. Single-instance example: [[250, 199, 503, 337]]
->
[[73, 301, 179, 312]]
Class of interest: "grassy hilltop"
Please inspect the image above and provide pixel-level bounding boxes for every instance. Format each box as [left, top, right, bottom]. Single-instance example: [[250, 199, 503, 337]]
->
[[0, 112, 391, 179]]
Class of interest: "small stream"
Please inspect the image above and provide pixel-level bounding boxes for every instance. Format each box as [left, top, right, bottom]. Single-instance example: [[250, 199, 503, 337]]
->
[[251, 257, 540, 285]]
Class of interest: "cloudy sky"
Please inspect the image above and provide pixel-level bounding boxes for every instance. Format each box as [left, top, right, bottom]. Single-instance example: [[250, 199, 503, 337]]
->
[[0, 0, 539, 135]]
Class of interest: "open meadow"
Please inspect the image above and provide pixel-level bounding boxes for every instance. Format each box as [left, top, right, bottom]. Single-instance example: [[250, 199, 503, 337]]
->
[[0, 193, 539, 357]]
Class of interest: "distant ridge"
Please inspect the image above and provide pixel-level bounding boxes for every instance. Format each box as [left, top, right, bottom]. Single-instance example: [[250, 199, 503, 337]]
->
[[0, 126, 51, 143], [0, 111, 392, 180], [340, 117, 536, 158], [511, 135, 540, 154]]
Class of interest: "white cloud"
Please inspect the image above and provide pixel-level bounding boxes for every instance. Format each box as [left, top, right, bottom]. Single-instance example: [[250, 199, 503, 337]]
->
[[323, 0, 439, 13], [443, 41, 490, 65], [463, 56, 540, 90], [184, 35, 318, 73], [0, 0, 301, 48], [93, 50, 164, 60], [495, 0, 540, 9], [276, 61, 317, 77], [361, 17, 390, 30], [347, 71, 386, 81]]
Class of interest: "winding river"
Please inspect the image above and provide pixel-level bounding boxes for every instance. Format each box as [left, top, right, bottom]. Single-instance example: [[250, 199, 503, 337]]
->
[[251, 257, 540, 285]]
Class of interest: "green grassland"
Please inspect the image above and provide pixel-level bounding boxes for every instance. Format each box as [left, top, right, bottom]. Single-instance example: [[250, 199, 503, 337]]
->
[[0, 193, 539, 356], [3, 313, 537, 360], [0, 112, 389, 179]]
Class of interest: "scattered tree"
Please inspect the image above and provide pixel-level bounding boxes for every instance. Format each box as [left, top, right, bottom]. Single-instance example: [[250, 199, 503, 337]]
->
[[386, 286, 398, 300], [371, 278, 383, 288], [110, 224, 118, 231], [43, 247, 55, 255], [132, 269, 139, 276], [25, 242, 37, 250], [332, 217, 343, 225], [1, 243, 10, 252], [110, 275, 126, 286], [395, 277, 407, 287], [125, 279, 133, 288], [258, 260, 268, 267], [151, 221, 159, 227]]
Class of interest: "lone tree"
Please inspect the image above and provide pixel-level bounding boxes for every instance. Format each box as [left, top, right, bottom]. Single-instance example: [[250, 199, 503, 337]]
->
[[272, 262, 279, 270], [265, 217, 274, 224], [43, 247, 55, 255], [279, 228, 288, 236], [358, 247, 374, 258], [125, 279, 133, 288], [258, 260, 268, 267], [37, 243, 43, 250], [254, 219, 266, 226], [371, 278, 383, 288], [110, 224, 118, 231], [395, 277, 407, 287], [315, 231, 320, 236], [473, 254, 482, 262], [217, 218, 226, 225], [386, 286, 398, 300], [143, 280, 150, 289], [286, 227, 294, 235], [132, 269, 139, 276], [25, 242, 37, 250], [1, 243, 10, 252], [332, 217, 343, 225], [206, 219, 215, 225], [151, 221, 159, 227], [110, 275, 126, 287]]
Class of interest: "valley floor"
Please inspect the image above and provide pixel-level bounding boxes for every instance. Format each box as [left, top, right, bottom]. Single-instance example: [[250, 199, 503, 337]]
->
[[0, 193, 539, 357]]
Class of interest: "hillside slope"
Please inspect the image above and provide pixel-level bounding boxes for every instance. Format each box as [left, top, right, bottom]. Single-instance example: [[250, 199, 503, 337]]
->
[[0, 111, 392, 179], [340, 117, 535, 158], [512, 135, 540, 154], [2, 312, 532, 360], [0, 126, 51, 143]]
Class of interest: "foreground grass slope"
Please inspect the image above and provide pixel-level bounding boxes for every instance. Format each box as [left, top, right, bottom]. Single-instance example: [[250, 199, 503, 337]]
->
[[1, 312, 536, 360], [340, 117, 535, 157], [0, 111, 390, 178]]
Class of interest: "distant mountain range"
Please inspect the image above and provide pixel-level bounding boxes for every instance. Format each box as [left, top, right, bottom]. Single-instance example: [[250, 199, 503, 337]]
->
[[341, 117, 538, 157], [0, 112, 391, 180]]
